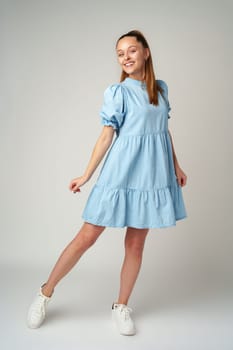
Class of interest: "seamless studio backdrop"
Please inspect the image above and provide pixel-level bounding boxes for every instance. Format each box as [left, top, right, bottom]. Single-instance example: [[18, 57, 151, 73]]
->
[[0, 0, 232, 349]]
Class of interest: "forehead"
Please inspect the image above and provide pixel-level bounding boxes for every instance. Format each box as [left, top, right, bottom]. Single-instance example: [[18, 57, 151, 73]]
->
[[116, 36, 141, 51]]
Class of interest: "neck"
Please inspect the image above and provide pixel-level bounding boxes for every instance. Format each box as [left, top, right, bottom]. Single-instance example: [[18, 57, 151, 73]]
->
[[128, 70, 145, 81]]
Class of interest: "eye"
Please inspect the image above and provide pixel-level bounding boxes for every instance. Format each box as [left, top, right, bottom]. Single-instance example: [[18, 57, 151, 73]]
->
[[118, 53, 124, 57]]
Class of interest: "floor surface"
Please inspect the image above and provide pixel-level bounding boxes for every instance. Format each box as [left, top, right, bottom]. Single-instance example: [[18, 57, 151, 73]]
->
[[1, 264, 233, 350]]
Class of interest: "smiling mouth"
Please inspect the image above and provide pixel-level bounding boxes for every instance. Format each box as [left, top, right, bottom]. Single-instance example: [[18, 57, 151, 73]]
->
[[124, 62, 134, 67]]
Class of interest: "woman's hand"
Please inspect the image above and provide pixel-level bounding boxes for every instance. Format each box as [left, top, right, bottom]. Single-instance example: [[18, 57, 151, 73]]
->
[[69, 175, 89, 193], [174, 165, 187, 187]]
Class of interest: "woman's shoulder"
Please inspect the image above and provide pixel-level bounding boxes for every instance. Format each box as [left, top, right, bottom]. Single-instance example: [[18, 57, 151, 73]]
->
[[102, 82, 125, 101], [104, 81, 124, 91], [156, 79, 168, 90]]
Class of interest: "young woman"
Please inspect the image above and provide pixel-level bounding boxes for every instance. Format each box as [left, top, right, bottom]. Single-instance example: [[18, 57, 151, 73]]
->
[[27, 30, 187, 336]]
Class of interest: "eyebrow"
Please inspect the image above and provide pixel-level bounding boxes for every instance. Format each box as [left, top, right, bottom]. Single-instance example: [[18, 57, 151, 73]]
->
[[117, 45, 137, 52]]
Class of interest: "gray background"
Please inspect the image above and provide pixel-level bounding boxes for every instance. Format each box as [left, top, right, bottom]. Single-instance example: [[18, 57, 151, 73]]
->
[[1, 0, 232, 349]]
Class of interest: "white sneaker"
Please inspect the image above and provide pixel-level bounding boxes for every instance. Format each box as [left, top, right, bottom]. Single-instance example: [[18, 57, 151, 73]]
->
[[27, 286, 51, 329], [112, 303, 136, 335]]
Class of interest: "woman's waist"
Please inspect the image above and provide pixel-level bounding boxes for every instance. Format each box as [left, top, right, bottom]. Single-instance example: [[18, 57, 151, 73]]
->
[[117, 130, 169, 138]]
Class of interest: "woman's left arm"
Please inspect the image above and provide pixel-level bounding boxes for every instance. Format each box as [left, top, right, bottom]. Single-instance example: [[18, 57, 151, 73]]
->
[[168, 129, 187, 187]]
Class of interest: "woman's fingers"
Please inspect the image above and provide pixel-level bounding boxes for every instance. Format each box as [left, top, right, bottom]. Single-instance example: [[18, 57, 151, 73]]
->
[[182, 176, 187, 186], [69, 177, 83, 193], [70, 182, 80, 193], [175, 167, 187, 187], [71, 183, 81, 193], [69, 175, 88, 193], [69, 182, 76, 191], [179, 174, 187, 187]]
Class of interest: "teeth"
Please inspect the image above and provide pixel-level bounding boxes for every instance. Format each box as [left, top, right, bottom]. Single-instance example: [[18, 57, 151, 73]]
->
[[125, 62, 134, 66]]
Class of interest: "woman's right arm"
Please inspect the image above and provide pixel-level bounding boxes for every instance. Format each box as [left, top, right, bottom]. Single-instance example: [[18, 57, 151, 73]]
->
[[69, 126, 115, 193]]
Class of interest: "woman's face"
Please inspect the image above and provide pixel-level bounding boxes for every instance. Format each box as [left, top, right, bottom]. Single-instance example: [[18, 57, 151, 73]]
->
[[116, 36, 149, 80]]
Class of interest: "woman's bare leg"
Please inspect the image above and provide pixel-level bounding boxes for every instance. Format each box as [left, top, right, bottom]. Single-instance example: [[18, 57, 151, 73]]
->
[[117, 227, 149, 305], [42, 222, 105, 297]]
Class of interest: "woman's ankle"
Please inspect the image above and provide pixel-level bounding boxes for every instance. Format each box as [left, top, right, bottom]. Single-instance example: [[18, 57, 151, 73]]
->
[[116, 299, 128, 306], [41, 283, 54, 298]]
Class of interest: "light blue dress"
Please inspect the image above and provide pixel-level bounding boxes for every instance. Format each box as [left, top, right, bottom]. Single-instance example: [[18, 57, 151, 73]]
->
[[82, 77, 187, 228]]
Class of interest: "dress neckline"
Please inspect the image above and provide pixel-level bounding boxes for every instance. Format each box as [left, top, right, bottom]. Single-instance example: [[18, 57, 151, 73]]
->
[[124, 77, 147, 90]]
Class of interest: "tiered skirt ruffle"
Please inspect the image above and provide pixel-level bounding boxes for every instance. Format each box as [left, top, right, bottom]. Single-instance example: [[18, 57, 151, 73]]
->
[[82, 177, 187, 229]]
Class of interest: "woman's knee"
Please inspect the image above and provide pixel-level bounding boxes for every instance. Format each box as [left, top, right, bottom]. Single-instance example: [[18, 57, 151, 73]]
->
[[76, 222, 105, 249], [125, 241, 145, 257], [125, 228, 149, 256]]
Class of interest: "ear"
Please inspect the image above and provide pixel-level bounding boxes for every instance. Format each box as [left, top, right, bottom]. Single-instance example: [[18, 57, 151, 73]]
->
[[144, 48, 150, 61]]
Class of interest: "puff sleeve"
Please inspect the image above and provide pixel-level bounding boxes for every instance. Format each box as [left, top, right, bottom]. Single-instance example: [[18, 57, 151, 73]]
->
[[157, 80, 171, 118], [100, 84, 126, 134]]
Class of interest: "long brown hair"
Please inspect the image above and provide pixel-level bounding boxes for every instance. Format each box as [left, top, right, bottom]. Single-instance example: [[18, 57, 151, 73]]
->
[[116, 30, 163, 106]]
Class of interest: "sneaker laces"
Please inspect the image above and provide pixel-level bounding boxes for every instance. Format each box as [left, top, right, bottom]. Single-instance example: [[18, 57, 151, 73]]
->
[[118, 305, 133, 321], [30, 294, 48, 316]]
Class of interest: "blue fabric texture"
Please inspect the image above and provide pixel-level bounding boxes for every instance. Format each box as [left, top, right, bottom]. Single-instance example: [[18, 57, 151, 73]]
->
[[82, 77, 187, 228]]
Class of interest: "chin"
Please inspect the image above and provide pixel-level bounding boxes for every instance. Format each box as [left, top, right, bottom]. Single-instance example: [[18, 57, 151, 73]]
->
[[123, 68, 136, 75]]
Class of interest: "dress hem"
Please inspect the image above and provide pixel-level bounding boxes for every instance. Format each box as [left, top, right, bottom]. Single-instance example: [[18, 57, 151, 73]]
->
[[81, 214, 187, 229]]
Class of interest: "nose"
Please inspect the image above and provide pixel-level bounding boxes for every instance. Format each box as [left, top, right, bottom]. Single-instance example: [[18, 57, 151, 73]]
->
[[124, 52, 130, 61]]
